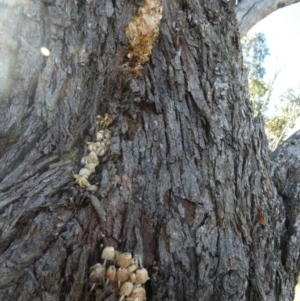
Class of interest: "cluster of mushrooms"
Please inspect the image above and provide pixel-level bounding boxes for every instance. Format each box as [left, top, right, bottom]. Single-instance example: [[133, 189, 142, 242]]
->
[[124, 0, 163, 74], [73, 114, 113, 192], [89, 246, 149, 301]]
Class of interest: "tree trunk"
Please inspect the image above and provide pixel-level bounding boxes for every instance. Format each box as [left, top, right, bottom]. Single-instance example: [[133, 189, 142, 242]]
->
[[0, 0, 299, 301]]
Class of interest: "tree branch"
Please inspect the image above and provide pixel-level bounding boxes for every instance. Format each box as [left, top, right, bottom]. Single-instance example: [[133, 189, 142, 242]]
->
[[236, 0, 300, 36]]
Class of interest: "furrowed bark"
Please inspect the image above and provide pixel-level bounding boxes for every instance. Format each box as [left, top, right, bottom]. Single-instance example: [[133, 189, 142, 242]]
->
[[0, 0, 299, 301]]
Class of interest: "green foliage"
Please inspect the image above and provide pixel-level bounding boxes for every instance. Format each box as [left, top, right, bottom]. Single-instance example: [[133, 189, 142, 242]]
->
[[241, 33, 270, 114], [265, 90, 300, 150], [242, 33, 300, 151]]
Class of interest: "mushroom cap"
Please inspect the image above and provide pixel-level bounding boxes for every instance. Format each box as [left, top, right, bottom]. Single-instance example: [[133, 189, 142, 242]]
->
[[135, 268, 150, 285], [116, 252, 132, 268], [117, 267, 130, 282], [73, 174, 90, 187], [114, 250, 121, 261], [85, 163, 96, 173], [119, 281, 134, 297], [129, 272, 136, 283], [86, 184, 98, 192], [79, 168, 91, 179], [89, 263, 106, 283], [106, 265, 117, 281], [101, 246, 115, 261], [81, 152, 99, 166], [86, 142, 100, 152], [96, 144, 108, 156], [128, 258, 139, 273], [129, 287, 146, 300]]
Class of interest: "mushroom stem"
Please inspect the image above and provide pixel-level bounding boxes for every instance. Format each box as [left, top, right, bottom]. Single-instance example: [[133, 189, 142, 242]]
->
[[118, 296, 125, 301], [103, 259, 107, 266]]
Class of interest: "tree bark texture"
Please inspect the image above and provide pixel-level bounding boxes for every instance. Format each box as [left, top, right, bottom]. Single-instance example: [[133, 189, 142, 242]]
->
[[0, 0, 299, 301]]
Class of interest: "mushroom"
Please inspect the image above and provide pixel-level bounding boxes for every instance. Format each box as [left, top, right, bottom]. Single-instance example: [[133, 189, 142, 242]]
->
[[97, 114, 113, 129], [85, 163, 96, 173], [96, 131, 105, 142], [73, 174, 90, 188], [86, 142, 101, 153], [128, 258, 139, 273], [117, 267, 130, 287], [81, 151, 99, 166], [129, 287, 146, 301], [89, 263, 106, 291], [103, 129, 112, 143], [79, 168, 91, 179], [101, 246, 115, 265], [129, 272, 136, 284], [114, 174, 123, 185], [135, 268, 150, 285], [116, 252, 132, 268], [105, 265, 116, 286], [114, 250, 121, 264], [96, 143, 108, 156], [86, 184, 98, 193], [118, 281, 133, 301]]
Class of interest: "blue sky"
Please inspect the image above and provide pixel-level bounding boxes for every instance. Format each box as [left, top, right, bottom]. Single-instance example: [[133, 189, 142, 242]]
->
[[249, 2, 300, 114]]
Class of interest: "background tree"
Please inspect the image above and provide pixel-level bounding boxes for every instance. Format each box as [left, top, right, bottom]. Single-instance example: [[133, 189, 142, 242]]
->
[[241, 33, 270, 114], [242, 33, 300, 150], [1, 1, 300, 301], [265, 89, 300, 149]]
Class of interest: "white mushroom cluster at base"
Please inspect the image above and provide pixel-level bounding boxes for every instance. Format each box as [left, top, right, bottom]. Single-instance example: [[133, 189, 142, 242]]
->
[[89, 246, 150, 301], [73, 114, 114, 192]]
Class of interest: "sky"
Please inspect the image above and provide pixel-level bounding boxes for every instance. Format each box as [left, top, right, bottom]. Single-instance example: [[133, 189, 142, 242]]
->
[[249, 2, 300, 125]]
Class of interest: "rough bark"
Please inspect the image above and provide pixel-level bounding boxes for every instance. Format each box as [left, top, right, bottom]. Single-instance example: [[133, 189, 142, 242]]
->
[[0, 0, 299, 301], [236, 0, 300, 36]]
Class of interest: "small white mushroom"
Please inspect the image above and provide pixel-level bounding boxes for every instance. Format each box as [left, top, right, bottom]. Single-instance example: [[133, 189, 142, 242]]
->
[[117, 267, 130, 288], [96, 131, 105, 142], [105, 265, 117, 286], [79, 168, 91, 179], [129, 287, 146, 301], [85, 163, 96, 173], [116, 252, 132, 268], [86, 184, 98, 193], [118, 281, 133, 301], [73, 174, 90, 188], [81, 151, 99, 166], [101, 246, 115, 265], [128, 258, 139, 273], [86, 141, 101, 152], [135, 268, 150, 285], [89, 263, 106, 291]]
